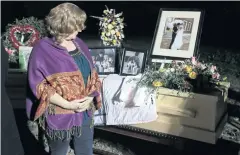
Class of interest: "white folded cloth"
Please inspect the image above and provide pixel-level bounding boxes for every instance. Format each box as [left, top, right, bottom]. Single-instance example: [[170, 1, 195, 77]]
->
[[132, 86, 152, 107], [97, 74, 157, 126]]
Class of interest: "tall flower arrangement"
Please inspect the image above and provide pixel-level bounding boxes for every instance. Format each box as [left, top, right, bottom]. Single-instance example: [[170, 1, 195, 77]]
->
[[91, 6, 125, 47]]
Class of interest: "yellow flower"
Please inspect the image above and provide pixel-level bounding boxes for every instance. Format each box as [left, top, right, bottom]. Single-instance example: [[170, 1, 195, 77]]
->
[[185, 65, 192, 73], [107, 24, 113, 30], [112, 21, 116, 25], [103, 10, 108, 14], [189, 71, 197, 79], [116, 31, 120, 37], [159, 68, 166, 72], [101, 32, 105, 36], [152, 80, 163, 87], [104, 17, 108, 21], [103, 37, 108, 41], [112, 40, 117, 44]]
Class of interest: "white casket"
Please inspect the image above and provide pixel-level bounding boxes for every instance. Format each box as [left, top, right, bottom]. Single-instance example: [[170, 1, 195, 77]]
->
[[128, 82, 230, 144], [155, 87, 227, 131]]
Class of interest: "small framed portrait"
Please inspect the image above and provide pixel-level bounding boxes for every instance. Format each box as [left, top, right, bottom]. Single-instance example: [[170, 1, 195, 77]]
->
[[150, 8, 204, 59], [89, 47, 117, 75], [120, 48, 147, 76]]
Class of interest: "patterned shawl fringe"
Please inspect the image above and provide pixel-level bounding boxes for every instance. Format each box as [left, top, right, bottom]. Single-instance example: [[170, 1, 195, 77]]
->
[[46, 126, 82, 141], [38, 114, 83, 141], [37, 110, 95, 141]]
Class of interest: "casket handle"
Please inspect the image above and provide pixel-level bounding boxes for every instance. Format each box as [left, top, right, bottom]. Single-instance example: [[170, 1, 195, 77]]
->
[[158, 106, 196, 118]]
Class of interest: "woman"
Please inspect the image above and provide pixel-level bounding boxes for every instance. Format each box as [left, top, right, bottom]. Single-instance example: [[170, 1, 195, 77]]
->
[[2, 41, 24, 155], [26, 3, 102, 155], [171, 24, 184, 50]]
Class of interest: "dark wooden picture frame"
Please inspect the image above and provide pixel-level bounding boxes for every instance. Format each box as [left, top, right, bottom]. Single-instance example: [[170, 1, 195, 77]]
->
[[89, 46, 118, 75], [149, 8, 205, 61], [120, 47, 147, 76]]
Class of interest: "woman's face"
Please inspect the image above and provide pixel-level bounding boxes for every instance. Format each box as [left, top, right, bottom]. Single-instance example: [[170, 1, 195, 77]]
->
[[65, 31, 79, 41]]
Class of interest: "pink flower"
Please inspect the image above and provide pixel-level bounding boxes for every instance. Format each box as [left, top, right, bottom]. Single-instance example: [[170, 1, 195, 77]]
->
[[196, 62, 203, 69], [210, 65, 217, 73], [5, 48, 14, 55], [212, 73, 220, 79], [191, 57, 197, 65]]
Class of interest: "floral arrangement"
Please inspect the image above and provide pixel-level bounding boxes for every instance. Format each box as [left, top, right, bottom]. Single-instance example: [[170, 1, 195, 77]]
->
[[91, 6, 125, 47], [2, 17, 47, 63], [137, 57, 228, 93]]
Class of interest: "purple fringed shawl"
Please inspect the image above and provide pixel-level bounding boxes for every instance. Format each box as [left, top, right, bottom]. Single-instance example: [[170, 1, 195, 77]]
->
[[26, 37, 102, 139]]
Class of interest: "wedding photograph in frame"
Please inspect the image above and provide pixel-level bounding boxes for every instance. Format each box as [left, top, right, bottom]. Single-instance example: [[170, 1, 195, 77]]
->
[[89, 47, 117, 75], [120, 48, 147, 76], [150, 8, 204, 59]]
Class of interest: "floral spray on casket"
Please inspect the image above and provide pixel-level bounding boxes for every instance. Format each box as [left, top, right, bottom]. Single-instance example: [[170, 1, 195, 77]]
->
[[91, 6, 126, 47], [136, 56, 228, 95]]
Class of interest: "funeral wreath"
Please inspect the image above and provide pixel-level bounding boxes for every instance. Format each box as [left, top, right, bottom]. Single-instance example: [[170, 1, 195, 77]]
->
[[2, 17, 47, 63]]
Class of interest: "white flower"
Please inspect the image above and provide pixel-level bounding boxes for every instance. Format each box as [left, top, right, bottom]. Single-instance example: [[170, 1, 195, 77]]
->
[[120, 25, 124, 29], [114, 12, 123, 18], [210, 65, 217, 73], [191, 57, 197, 65], [106, 32, 111, 36], [103, 23, 107, 28], [170, 68, 175, 72], [200, 64, 207, 70], [107, 24, 113, 30], [110, 30, 115, 35]]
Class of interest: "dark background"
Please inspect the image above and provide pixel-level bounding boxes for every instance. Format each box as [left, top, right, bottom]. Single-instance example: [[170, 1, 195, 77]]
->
[[2, 1, 240, 49]]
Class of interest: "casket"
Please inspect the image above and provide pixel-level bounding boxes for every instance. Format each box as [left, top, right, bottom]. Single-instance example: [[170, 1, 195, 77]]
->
[[126, 85, 230, 144], [155, 87, 228, 131]]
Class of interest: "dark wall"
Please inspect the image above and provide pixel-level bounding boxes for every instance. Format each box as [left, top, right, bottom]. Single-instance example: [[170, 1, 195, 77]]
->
[[2, 1, 240, 49]]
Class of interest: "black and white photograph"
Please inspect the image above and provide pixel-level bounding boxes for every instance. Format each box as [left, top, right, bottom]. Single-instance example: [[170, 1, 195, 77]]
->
[[121, 49, 146, 75], [89, 47, 117, 75], [160, 18, 194, 51], [151, 9, 204, 59]]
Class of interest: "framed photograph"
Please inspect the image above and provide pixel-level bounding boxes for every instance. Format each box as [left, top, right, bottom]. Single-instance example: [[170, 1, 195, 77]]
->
[[150, 8, 204, 59], [89, 47, 117, 75], [120, 48, 147, 76]]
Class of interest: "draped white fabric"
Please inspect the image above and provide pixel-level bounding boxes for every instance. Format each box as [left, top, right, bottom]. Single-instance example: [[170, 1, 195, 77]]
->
[[94, 74, 158, 126]]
